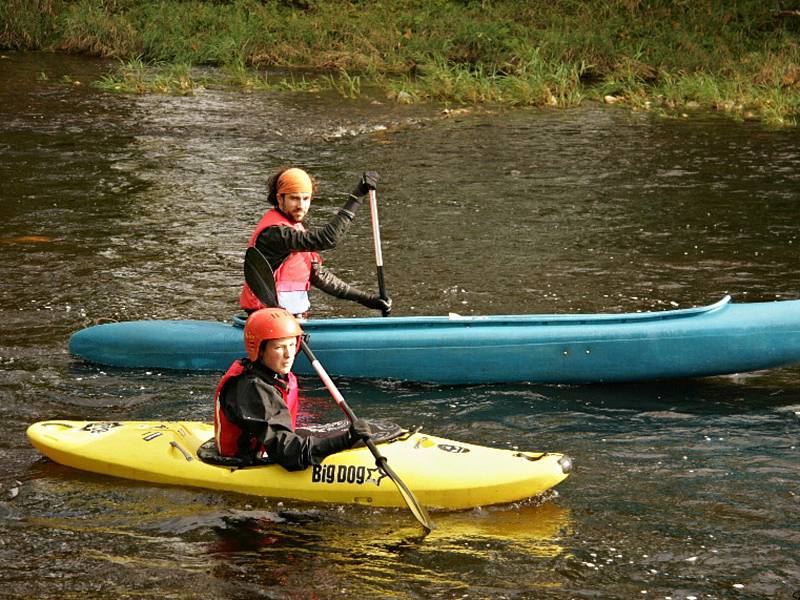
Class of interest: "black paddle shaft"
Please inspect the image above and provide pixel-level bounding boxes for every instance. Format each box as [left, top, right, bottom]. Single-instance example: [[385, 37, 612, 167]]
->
[[243, 245, 434, 532], [299, 337, 432, 531]]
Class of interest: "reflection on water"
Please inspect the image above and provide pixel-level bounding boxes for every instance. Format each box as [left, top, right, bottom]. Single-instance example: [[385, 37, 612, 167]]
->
[[2, 51, 800, 598], [19, 470, 570, 597]]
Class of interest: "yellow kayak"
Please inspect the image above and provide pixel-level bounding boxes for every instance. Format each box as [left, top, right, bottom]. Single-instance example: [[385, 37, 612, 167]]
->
[[27, 420, 571, 510]]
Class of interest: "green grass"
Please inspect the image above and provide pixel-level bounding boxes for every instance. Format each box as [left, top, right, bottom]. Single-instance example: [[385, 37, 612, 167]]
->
[[93, 58, 201, 95], [3, 0, 799, 126]]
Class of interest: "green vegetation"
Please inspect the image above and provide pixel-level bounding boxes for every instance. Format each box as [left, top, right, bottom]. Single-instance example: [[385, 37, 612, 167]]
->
[[2, 0, 799, 125], [94, 58, 199, 94]]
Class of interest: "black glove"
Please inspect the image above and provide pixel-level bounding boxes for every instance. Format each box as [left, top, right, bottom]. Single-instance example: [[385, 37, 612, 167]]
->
[[349, 418, 372, 442], [351, 171, 380, 198], [307, 419, 373, 464], [360, 294, 392, 314], [309, 430, 353, 464]]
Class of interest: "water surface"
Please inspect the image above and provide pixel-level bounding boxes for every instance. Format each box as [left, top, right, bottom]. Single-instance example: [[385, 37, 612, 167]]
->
[[1, 51, 799, 599]]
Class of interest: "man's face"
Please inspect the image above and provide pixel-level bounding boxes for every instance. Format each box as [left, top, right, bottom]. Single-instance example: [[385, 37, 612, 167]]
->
[[277, 192, 312, 223], [260, 336, 298, 375]]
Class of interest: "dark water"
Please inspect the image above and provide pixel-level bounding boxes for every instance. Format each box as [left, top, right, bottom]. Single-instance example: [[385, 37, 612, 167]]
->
[[1, 51, 799, 599]]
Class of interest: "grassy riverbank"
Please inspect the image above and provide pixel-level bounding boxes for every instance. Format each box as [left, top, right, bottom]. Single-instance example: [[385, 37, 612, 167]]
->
[[2, 0, 799, 126]]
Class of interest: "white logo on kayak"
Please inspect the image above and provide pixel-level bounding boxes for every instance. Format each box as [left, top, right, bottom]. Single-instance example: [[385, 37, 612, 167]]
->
[[413, 436, 470, 454], [81, 422, 122, 434], [437, 443, 470, 454]]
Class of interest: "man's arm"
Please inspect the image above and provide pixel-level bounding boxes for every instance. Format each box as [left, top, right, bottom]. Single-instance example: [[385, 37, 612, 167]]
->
[[255, 197, 362, 258], [310, 263, 392, 313]]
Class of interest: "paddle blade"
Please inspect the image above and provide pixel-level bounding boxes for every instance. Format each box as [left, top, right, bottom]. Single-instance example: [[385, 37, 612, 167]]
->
[[244, 247, 279, 308], [247, 247, 432, 532], [367, 440, 434, 532], [300, 339, 434, 533]]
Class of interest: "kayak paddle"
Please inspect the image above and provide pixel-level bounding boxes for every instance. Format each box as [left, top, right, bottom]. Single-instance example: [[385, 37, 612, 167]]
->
[[243, 246, 434, 532], [368, 189, 390, 317], [244, 247, 279, 308]]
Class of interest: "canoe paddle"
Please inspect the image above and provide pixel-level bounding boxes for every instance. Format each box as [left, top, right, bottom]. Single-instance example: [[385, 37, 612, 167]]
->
[[368, 189, 390, 317], [243, 247, 434, 532]]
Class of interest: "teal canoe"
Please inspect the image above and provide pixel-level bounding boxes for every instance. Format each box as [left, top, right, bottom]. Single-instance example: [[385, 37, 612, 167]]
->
[[67, 295, 800, 384]]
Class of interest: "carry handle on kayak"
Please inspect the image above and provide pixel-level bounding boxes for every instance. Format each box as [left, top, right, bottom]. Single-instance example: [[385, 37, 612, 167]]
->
[[243, 247, 433, 533]]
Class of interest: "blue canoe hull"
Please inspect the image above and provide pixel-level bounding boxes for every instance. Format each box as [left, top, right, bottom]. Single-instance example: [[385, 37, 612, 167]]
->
[[68, 296, 800, 384]]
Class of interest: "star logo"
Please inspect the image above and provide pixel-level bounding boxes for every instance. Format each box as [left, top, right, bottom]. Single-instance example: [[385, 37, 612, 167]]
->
[[365, 466, 388, 487]]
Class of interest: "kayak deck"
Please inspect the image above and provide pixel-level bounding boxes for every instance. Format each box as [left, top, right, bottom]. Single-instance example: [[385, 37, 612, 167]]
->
[[67, 296, 800, 383], [27, 420, 572, 510]]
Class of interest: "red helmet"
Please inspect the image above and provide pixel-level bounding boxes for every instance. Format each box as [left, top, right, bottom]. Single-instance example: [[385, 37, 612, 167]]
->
[[244, 308, 303, 362]]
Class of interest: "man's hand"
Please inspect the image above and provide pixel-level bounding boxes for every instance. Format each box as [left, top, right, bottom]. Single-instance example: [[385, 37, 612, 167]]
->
[[351, 171, 380, 198], [361, 294, 392, 314]]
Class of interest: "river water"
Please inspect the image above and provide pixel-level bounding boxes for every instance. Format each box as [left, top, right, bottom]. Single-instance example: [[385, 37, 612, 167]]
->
[[1, 52, 798, 599]]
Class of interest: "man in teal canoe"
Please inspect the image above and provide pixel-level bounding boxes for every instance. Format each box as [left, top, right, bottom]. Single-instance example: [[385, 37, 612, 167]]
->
[[239, 167, 392, 317], [214, 307, 371, 470]]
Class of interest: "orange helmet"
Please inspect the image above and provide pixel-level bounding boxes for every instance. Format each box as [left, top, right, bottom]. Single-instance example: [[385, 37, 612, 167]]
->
[[244, 308, 304, 362]]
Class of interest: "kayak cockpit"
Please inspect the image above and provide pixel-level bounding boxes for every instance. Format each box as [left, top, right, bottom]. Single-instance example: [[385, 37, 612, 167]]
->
[[195, 419, 409, 468]]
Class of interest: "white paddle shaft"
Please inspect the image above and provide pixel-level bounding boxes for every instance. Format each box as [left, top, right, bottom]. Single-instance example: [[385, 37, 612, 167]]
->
[[368, 189, 384, 268]]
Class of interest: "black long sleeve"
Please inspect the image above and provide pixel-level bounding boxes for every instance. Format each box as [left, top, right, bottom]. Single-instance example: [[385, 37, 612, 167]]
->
[[219, 363, 355, 471], [310, 263, 374, 303], [254, 198, 362, 271]]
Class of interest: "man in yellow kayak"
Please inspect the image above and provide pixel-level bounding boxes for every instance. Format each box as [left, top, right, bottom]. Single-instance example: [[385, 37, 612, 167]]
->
[[213, 307, 371, 470], [239, 167, 392, 317]]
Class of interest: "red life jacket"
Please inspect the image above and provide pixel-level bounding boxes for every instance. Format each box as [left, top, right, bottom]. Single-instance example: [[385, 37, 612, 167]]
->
[[239, 209, 322, 312], [214, 359, 300, 457]]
